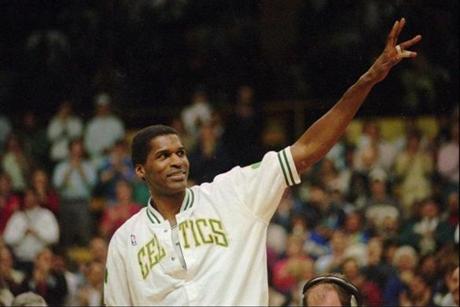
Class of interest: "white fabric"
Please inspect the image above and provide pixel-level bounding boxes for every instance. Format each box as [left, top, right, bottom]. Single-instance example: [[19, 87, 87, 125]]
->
[[104, 147, 300, 306], [3, 207, 59, 262]]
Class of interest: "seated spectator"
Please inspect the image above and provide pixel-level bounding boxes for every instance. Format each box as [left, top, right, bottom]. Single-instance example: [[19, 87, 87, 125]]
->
[[272, 234, 315, 296], [383, 245, 419, 306], [399, 272, 435, 306], [19, 248, 67, 306], [30, 168, 59, 216], [84, 93, 125, 166], [340, 257, 382, 307], [3, 188, 59, 273], [88, 237, 108, 266], [47, 100, 83, 164], [343, 210, 369, 245], [400, 198, 454, 256], [315, 229, 350, 274], [394, 129, 434, 218], [0, 245, 25, 296], [436, 120, 459, 197], [52, 138, 96, 247], [362, 236, 391, 289], [1, 134, 31, 193], [364, 168, 400, 237], [99, 180, 141, 239], [95, 139, 134, 202], [77, 261, 104, 306], [0, 172, 20, 234], [52, 251, 82, 307], [355, 120, 398, 172], [441, 266, 459, 306], [17, 110, 50, 172]]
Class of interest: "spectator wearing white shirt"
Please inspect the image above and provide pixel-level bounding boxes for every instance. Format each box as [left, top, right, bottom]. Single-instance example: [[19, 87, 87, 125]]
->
[[52, 138, 97, 247], [3, 188, 59, 273], [47, 100, 84, 163], [84, 93, 125, 167], [180, 86, 212, 140]]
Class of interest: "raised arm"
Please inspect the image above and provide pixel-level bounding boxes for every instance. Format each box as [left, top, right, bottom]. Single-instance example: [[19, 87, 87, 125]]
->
[[291, 18, 422, 174]]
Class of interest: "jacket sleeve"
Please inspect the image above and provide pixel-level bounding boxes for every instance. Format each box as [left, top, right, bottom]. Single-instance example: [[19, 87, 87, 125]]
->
[[104, 234, 132, 306]]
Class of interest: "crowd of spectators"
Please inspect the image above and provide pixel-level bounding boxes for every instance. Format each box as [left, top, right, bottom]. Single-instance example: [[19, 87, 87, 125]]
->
[[0, 1, 458, 306], [1, 85, 459, 306]]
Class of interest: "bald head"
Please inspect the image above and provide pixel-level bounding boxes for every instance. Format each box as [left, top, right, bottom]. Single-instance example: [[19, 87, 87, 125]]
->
[[305, 284, 342, 306]]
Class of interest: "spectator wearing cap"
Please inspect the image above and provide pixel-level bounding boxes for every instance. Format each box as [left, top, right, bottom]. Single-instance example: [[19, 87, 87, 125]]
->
[[180, 86, 213, 140], [84, 92, 125, 167], [364, 168, 400, 239]]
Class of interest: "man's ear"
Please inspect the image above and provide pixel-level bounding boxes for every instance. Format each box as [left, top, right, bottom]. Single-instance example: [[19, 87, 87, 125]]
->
[[135, 165, 145, 181]]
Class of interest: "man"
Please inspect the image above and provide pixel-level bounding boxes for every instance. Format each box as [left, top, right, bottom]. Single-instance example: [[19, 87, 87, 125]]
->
[[302, 273, 362, 307], [104, 18, 421, 306]]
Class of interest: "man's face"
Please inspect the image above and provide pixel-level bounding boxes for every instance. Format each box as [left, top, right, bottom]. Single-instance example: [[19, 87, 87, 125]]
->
[[137, 134, 189, 196]]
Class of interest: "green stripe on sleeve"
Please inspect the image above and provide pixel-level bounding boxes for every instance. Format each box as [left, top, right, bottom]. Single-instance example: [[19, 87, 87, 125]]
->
[[277, 152, 290, 186], [282, 149, 295, 186]]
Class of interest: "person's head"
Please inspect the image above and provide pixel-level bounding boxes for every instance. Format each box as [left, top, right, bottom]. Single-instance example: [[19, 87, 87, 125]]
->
[[94, 92, 112, 116], [330, 230, 348, 254], [86, 261, 105, 287], [57, 100, 73, 118], [369, 168, 387, 196], [420, 198, 440, 219], [0, 172, 13, 195], [341, 257, 362, 281], [11, 292, 47, 307], [408, 272, 431, 300], [30, 168, 49, 190], [303, 273, 362, 307], [236, 85, 255, 105], [115, 179, 133, 203], [406, 129, 422, 153], [68, 137, 85, 159], [132, 125, 189, 196], [392, 245, 418, 272], [22, 187, 39, 210], [89, 236, 108, 264], [366, 237, 383, 266]]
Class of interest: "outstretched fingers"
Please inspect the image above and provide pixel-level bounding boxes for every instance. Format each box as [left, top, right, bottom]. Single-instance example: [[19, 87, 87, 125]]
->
[[387, 20, 400, 47], [396, 35, 422, 59]]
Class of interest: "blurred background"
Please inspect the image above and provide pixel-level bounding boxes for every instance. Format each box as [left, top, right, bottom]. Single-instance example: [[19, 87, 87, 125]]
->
[[1, 1, 458, 125], [0, 1, 459, 306]]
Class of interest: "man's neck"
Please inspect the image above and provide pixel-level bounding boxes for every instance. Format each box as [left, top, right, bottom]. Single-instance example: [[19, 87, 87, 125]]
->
[[151, 191, 186, 224]]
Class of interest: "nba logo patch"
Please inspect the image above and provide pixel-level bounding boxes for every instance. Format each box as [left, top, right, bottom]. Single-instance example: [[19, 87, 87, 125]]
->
[[130, 234, 137, 246]]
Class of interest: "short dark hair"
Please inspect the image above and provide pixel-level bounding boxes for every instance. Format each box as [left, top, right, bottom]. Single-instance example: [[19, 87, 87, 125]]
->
[[131, 125, 179, 166]]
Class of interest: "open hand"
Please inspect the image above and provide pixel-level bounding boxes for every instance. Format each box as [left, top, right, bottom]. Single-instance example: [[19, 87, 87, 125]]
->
[[369, 18, 422, 83]]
